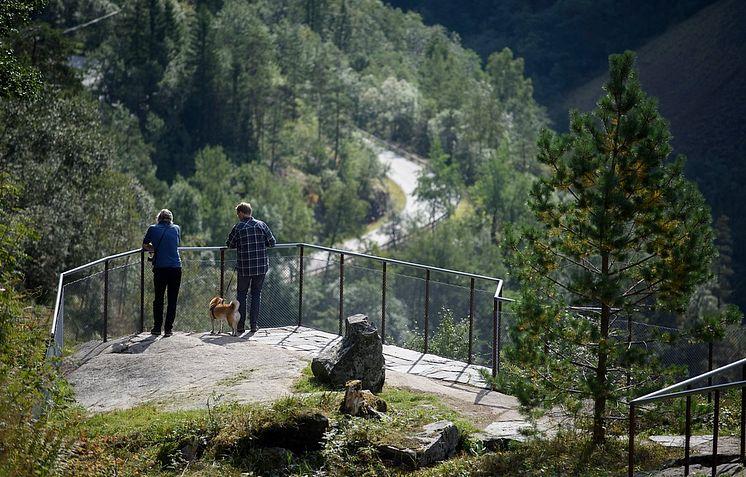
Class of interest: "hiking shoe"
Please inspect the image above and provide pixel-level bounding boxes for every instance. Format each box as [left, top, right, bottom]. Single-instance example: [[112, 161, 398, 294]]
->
[[150, 330, 161, 336], [236, 328, 245, 334], [250, 326, 258, 333], [163, 331, 173, 337]]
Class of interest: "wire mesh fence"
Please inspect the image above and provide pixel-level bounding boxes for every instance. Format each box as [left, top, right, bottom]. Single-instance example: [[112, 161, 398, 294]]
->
[[51, 244, 743, 382], [565, 309, 746, 385], [51, 245, 506, 369]]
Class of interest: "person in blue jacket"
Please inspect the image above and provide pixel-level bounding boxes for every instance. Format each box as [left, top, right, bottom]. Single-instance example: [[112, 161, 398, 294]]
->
[[142, 209, 182, 337]]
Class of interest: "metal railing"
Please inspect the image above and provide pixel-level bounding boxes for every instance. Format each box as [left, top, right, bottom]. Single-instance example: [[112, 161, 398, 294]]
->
[[48, 243, 512, 376], [629, 357, 746, 476]]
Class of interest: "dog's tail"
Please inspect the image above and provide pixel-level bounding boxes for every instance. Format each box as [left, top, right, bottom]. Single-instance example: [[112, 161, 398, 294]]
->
[[209, 297, 224, 319]]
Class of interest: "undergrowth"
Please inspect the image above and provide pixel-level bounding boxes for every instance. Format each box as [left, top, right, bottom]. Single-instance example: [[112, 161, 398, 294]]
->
[[3, 334, 723, 477], [48, 364, 688, 476]]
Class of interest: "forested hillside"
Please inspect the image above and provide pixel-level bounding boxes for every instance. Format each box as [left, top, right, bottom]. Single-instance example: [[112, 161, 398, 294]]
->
[[1, 2, 740, 474], [385, 0, 718, 117], [1, 0, 545, 296], [390, 0, 746, 312], [560, 0, 746, 312]]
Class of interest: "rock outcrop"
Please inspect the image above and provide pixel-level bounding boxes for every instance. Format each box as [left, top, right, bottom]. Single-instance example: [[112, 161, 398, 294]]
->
[[311, 314, 385, 392], [378, 420, 459, 469]]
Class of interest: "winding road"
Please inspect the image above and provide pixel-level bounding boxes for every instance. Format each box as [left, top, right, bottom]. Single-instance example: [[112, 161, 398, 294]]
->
[[341, 138, 430, 252]]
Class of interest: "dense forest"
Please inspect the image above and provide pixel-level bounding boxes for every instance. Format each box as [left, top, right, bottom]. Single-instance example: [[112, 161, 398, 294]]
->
[[385, 0, 719, 116], [1, 0, 548, 298], [2, 0, 740, 318], [389, 0, 746, 313]]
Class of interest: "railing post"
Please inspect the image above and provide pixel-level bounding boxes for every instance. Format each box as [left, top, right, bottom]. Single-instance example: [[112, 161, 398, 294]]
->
[[298, 245, 304, 327], [424, 269, 430, 354], [140, 250, 145, 333], [685, 392, 692, 476], [497, 298, 503, 375], [741, 364, 745, 460], [708, 342, 714, 403], [220, 248, 225, 297], [339, 253, 344, 336], [103, 260, 109, 342], [468, 277, 474, 364], [713, 390, 720, 477], [628, 403, 635, 477], [492, 297, 498, 378], [381, 261, 387, 344]]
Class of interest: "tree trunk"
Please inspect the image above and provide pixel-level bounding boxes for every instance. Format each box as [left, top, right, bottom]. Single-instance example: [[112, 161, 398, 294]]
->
[[593, 254, 610, 445], [490, 211, 499, 245]]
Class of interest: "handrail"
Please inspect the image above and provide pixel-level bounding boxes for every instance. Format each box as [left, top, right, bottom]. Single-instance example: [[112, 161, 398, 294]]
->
[[634, 380, 746, 404], [284, 242, 504, 283], [182, 242, 507, 284], [50, 248, 142, 341], [629, 357, 746, 476], [492, 278, 515, 303], [632, 355, 746, 404], [49, 242, 509, 350]]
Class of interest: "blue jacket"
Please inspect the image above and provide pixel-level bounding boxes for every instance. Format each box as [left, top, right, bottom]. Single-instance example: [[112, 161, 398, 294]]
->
[[143, 222, 182, 268]]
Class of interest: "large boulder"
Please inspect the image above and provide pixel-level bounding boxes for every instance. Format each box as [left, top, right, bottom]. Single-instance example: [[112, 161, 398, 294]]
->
[[311, 314, 385, 392]]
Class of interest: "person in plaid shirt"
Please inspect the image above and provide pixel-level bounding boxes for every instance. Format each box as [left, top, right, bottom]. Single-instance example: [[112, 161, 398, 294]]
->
[[225, 202, 276, 333]]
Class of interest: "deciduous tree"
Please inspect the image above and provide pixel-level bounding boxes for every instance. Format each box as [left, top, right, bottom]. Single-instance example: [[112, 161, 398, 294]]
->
[[0, 0, 45, 98]]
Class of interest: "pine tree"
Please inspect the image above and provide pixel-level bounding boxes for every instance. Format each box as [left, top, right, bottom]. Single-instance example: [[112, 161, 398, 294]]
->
[[414, 137, 462, 224], [712, 215, 734, 309], [0, 0, 45, 98], [507, 51, 716, 444]]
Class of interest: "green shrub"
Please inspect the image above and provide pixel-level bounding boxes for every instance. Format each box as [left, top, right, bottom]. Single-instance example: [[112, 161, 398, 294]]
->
[[405, 307, 470, 361], [0, 287, 74, 476]]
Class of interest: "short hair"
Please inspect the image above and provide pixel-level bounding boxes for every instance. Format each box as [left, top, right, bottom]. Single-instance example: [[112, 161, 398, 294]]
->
[[235, 202, 252, 216], [157, 209, 173, 223]]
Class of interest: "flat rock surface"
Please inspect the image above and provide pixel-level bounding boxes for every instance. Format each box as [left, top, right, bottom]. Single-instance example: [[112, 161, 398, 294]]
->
[[64, 331, 310, 412], [63, 327, 540, 436]]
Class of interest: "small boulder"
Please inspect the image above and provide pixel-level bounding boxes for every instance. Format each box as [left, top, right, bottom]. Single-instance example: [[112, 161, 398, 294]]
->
[[311, 314, 385, 392], [111, 342, 129, 353], [471, 421, 530, 451], [379, 420, 459, 469]]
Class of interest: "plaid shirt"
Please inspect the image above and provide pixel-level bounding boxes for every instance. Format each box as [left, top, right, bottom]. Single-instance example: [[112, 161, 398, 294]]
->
[[225, 217, 276, 276]]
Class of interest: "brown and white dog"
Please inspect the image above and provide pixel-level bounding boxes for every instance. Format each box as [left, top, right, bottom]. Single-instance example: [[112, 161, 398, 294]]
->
[[209, 296, 240, 336]]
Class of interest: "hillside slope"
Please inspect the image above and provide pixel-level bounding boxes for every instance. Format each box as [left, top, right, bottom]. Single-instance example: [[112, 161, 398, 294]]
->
[[559, 0, 746, 310]]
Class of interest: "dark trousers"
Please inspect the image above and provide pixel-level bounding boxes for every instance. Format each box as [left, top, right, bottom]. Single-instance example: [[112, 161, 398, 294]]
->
[[153, 267, 182, 333], [237, 274, 265, 330]]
